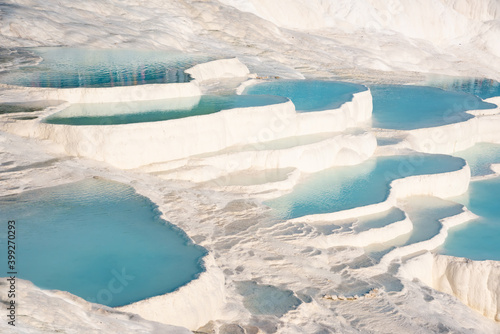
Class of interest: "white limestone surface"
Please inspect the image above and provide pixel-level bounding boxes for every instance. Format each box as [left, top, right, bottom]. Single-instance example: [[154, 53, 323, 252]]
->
[[2, 0, 500, 330], [209, 169, 302, 198], [237, 80, 373, 133], [1, 100, 294, 168], [186, 58, 250, 82], [378, 209, 478, 270], [235, 78, 261, 95], [405, 113, 500, 155], [219, 0, 500, 45], [295, 89, 373, 134], [2, 0, 500, 81], [1, 85, 373, 170], [155, 132, 377, 183], [401, 252, 500, 321], [486, 96, 500, 108], [300, 212, 413, 249], [0, 82, 201, 104], [491, 163, 500, 175], [1, 98, 499, 334]]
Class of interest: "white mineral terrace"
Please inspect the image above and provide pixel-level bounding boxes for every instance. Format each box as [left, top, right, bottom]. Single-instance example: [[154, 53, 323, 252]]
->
[[294, 211, 414, 249], [400, 252, 500, 321], [0, 59, 374, 171], [0, 81, 202, 104], [374, 97, 500, 156], [2, 54, 500, 333]]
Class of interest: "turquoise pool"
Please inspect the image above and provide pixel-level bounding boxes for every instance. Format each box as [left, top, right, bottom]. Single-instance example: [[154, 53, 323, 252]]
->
[[243, 80, 367, 111], [453, 142, 500, 177], [371, 85, 496, 130], [425, 77, 500, 100], [0, 47, 212, 88], [367, 196, 464, 256], [441, 177, 500, 261], [402, 197, 463, 247], [266, 154, 465, 220], [44, 94, 288, 125], [0, 179, 206, 307]]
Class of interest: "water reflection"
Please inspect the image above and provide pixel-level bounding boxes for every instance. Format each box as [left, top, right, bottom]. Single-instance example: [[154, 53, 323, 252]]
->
[[0, 47, 212, 88], [425, 76, 500, 100]]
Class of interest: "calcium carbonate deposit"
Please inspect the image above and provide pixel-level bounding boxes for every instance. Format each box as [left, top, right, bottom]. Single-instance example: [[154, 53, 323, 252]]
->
[[1, 1, 500, 333]]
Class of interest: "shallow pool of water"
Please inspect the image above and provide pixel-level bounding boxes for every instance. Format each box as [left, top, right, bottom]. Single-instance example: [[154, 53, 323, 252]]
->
[[243, 80, 367, 111], [371, 85, 496, 130], [401, 197, 462, 247], [266, 154, 465, 220], [425, 76, 500, 100], [0, 179, 206, 307], [45, 94, 288, 125], [453, 142, 500, 177], [0, 47, 212, 88], [366, 196, 464, 256], [440, 177, 500, 261]]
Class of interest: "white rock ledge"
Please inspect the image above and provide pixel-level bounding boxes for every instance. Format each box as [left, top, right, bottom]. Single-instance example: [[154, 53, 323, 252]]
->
[[490, 163, 500, 175], [1, 88, 373, 170], [185, 58, 251, 82], [208, 168, 303, 198], [298, 212, 413, 248], [400, 252, 500, 322], [0, 82, 201, 103], [377, 209, 477, 270], [239, 80, 373, 132], [405, 112, 500, 155], [295, 89, 372, 134], [155, 132, 377, 183]]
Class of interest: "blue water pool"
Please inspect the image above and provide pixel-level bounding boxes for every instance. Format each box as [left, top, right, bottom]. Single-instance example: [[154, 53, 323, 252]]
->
[[243, 80, 367, 111], [453, 142, 500, 177], [0, 179, 206, 307], [0, 47, 212, 88], [367, 196, 464, 256], [402, 197, 461, 246], [353, 208, 406, 232], [371, 85, 496, 130], [425, 77, 500, 100], [266, 154, 465, 220], [440, 177, 500, 261], [44, 94, 288, 125]]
